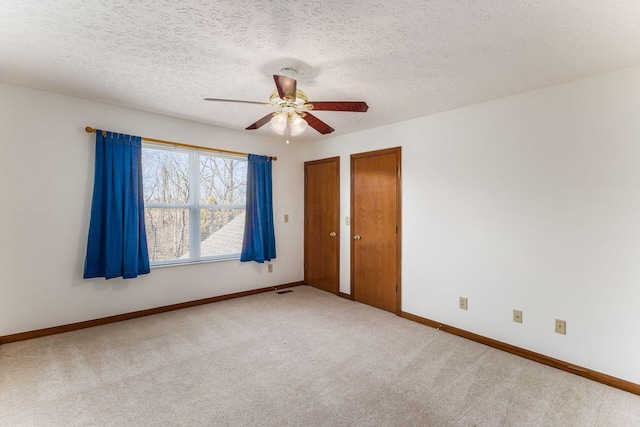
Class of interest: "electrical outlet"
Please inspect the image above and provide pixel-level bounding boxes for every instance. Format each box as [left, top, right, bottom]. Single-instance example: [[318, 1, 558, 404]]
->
[[555, 319, 566, 335], [345, 216, 350, 226], [267, 263, 273, 273], [284, 214, 289, 223], [459, 297, 468, 310], [513, 310, 523, 323]]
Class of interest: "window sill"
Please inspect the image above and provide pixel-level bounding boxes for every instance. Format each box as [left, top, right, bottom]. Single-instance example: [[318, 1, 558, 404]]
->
[[150, 256, 241, 269]]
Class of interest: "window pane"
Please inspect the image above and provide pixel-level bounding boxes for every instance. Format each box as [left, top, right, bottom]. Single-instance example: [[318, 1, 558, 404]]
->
[[200, 209, 245, 258], [145, 208, 190, 262], [199, 155, 247, 205], [142, 147, 190, 204]]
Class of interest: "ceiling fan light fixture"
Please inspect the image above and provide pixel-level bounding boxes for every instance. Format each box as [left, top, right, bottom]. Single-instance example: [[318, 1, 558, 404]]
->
[[269, 111, 288, 135], [289, 112, 308, 136]]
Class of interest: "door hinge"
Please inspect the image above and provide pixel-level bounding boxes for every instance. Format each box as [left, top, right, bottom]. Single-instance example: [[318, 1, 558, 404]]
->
[[305, 263, 308, 270], [396, 225, 398, 233], [396, 284, 398, 292]]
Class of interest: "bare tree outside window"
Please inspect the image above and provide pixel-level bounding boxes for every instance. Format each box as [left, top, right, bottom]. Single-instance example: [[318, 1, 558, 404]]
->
[[199, 155, 247, 242]]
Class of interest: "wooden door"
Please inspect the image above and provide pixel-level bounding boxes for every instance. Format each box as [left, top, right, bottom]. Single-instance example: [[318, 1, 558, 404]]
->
[[351, 147, 401, 313], [304, 157, 340, 294]]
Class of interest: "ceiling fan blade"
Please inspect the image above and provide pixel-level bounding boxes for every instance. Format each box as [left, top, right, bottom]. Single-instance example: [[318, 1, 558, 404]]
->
[[273, 75, 297, 101], [304, 101, 369, 112], [246, 114, 274, 130], [204, 98, 267, 106], [303, 113, 335, 135]]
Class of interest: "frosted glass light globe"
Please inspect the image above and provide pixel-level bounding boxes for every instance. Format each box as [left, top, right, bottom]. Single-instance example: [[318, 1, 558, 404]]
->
[[289, 112, 308, 136], [269, 111, 288, 135]]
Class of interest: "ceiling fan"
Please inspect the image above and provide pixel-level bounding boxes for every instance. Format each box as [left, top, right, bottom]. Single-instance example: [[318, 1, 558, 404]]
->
[[204, 68, 368, 141]]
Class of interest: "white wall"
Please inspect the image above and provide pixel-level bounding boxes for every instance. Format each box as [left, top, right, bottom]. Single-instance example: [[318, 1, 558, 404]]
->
[[0, 83, 305, 336], [302, 66, 640, 384]]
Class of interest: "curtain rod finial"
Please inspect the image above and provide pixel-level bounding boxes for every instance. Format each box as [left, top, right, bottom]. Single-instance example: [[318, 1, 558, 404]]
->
[[86, 127, 106, 136]]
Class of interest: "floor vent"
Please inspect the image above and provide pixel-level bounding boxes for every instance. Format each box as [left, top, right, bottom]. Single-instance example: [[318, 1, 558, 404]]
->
[[276, 290, 293, 295]]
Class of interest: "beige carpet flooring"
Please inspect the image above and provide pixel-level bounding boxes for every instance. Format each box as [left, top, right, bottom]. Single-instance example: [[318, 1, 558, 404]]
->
[[1, 285, 640, 426]]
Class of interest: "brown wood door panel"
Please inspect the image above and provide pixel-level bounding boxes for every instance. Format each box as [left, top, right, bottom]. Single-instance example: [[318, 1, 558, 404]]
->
[[351, 148, 401, 313], [304, 157, 340, 294]]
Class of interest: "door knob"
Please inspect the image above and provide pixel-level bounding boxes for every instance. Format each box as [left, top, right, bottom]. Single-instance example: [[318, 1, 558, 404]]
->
[[329, 232, 336, 237], [353, 234, 361, 240]]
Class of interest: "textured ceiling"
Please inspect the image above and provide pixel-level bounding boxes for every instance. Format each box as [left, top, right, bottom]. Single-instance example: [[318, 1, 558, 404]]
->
[[2, 0, 640, 142]]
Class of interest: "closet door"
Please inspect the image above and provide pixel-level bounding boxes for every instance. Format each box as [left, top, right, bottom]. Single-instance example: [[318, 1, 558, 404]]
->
[[351, 147, 401, 313], [304, 157, 340, 294]]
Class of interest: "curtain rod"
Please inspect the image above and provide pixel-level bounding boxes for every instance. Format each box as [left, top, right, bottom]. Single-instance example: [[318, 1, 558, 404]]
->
[[84, 127, 277, 161]]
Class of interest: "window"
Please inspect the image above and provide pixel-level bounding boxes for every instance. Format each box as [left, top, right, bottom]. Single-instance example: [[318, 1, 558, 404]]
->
[[141, 143, 247, 265]]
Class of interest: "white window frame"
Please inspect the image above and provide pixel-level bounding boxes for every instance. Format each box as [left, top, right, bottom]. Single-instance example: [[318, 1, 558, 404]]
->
[[142, 142, 247, 266]]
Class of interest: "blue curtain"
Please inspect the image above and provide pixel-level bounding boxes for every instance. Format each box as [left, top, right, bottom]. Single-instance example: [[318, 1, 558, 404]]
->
[[241, 154, 276, 263], [84, 130, 150, 279]]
